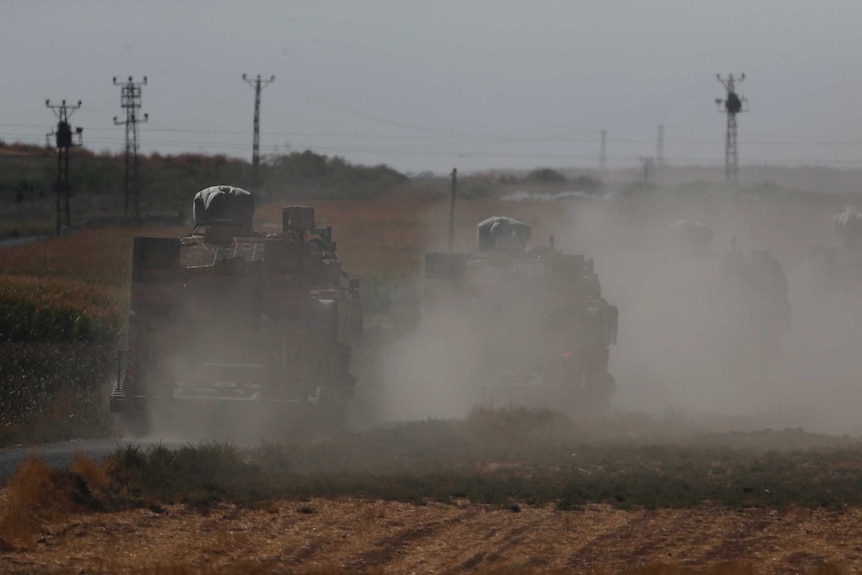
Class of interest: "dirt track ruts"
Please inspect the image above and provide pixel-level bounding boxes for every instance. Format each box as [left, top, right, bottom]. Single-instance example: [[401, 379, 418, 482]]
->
[[3, 498, 862, 574]]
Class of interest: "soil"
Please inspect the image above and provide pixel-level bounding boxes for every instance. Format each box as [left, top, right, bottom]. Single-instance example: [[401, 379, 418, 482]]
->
[[2, 498, 861, 574]]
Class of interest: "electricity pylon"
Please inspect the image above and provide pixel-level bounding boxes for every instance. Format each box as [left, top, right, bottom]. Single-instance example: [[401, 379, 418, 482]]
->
[[114, 76, 148, 219], [46, 99, 83, 236], [715, 73, 747, 188]]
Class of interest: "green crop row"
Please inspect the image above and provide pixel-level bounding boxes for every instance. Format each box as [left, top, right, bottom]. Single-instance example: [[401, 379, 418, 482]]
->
[[0, 275, 123, 343], [0, 274, 121, 445], [0, 342, 115, 445]]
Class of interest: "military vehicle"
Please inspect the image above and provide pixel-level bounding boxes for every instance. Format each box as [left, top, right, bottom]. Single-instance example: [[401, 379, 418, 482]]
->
[[808, 206, 862, 289], [717, 248, 791, 368], [665, 220, 791, 379], [110, 185, 362, 438], [423, 216, 619, 413], [669, 219, 714, 256]]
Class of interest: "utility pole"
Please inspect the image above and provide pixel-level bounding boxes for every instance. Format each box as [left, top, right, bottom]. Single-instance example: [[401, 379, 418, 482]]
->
[[113, 76, 148, 219], [715, 73, 747, 188], [639, 156, 655, 185], [46, 99, 83, 236], [656, 124, 665, 173], [243, 74, 275, 196], [599, 129, 607, 170], [448, 168, 457, 251]]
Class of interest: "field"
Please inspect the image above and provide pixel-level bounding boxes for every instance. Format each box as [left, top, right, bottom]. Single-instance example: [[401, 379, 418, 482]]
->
[[2, 414, 862, 574], [2, 179, 862, 573]]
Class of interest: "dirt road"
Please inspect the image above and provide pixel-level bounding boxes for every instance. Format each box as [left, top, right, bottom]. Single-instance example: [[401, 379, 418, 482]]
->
[[3, 498, 859, 574]]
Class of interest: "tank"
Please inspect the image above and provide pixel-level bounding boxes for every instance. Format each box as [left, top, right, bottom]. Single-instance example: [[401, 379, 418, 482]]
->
[[422, 216, 619, 413], [110, 185, 362, 438]]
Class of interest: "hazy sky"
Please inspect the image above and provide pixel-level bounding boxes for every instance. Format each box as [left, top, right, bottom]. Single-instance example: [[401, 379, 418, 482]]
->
[[3, 0, 862, 173]]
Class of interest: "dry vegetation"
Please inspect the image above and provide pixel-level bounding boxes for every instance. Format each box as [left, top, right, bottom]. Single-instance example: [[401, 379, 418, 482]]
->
[[0, 441, 859, 574], [1, 414, 862, 574]]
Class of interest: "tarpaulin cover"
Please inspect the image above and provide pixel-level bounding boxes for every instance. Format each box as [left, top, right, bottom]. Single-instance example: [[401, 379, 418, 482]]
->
[[193, 185, 255, 227], [477, 216, 532, 251], [833, 207, 862, 249]]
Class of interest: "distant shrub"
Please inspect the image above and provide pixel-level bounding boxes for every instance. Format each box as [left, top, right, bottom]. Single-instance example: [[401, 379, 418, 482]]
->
[[263, 150, 408, 199], [526, 168, 567, 184]]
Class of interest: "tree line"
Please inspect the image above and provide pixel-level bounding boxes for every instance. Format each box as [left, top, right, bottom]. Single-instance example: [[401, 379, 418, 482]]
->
[[0, 141, 408, 215]]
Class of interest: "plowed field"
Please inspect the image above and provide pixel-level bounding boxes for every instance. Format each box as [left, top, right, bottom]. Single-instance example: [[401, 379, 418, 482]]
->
[[3, 498, 859, 574]]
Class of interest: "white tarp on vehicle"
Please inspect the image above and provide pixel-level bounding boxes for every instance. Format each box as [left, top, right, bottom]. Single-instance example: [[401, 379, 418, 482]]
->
[[477, 216, 532, 251], [193, 185, 255, 228], [833, 206, 862, 249]]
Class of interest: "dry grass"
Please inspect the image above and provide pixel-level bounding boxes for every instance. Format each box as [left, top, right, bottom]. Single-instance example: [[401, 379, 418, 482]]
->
[[0, 456, 63, 547], [2, 488, 860, 573], [109, 567, 389, 575], [70, 450, 109, 495], [0, 453, 107, 549], [631, 564, 848, 575], [0, 228, 131, 285], [632, 563, 756, 575]]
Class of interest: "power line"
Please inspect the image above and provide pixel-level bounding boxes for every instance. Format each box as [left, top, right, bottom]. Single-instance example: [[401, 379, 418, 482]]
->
[[242, 74, 274, 196], [4, 127, 861, 161], [12, 129, 862, 167], [113, 76, 148, 219], [13, 118, 862, 150]]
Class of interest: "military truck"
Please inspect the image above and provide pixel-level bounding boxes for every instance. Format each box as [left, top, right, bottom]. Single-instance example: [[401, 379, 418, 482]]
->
[[110, 185, 362, 438], [423, 216, 618, 413]]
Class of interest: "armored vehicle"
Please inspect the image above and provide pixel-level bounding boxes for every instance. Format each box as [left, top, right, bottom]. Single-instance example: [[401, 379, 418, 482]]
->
[[110, 185, 362, 438], [715, 248, 791, 368], [423, 216, 619, 413], [665, 221, 791, 379], [808, 206, 862, 289]]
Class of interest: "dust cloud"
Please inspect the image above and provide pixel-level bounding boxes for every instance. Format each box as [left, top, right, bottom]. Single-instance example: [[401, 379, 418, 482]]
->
[[370, 185, 862, 436], [557, 188, 862, 435], [371, 277, 570, 422], [372, 302, 487, 421]]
